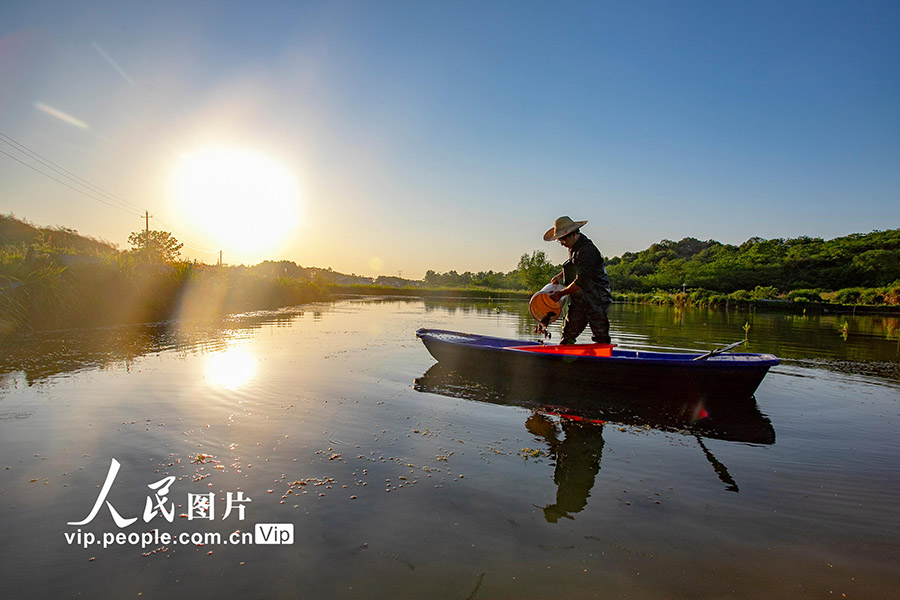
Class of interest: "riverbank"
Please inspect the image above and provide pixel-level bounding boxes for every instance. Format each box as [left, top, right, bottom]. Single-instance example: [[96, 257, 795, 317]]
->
[[0, 258, 327, 337], [616, 286, 900, 315], [6, 271, 899, 339], [335, 284, 900, 315], [329, 283, 531, 300]]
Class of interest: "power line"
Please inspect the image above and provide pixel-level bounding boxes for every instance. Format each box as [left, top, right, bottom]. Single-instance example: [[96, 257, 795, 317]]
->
[[0, 131, 222, 258], [0, 131, 144, 214], [0, 147, 138, 215]]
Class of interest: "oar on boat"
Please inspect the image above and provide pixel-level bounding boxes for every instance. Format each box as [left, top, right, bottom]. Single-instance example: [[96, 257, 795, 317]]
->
[[692, 339, 747, 361]]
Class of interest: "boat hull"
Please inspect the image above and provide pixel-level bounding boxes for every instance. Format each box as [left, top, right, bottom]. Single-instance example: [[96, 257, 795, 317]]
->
[[416, 328, 779, 403]]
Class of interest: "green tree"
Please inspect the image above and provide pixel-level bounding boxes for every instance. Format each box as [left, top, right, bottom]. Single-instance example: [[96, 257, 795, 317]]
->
[[127, 230, 184, 263], [850, 249, 900, 286], [516, 250, 558, 291]]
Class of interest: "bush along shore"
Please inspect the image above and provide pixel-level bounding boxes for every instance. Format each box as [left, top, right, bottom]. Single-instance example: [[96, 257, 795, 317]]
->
[[0, 253, 327, 337], [5, 258, 898, 338], [615, 285, 900, 313], [4, 214, 899, 337], [327, 283, 532, 300]]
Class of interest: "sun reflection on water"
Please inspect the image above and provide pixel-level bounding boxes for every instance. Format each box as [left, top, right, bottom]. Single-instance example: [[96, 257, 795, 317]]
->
[[204, 347, 258, 389]]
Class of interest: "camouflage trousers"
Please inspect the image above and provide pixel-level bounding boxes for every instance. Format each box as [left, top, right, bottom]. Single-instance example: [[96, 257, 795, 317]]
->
[[561, 300, 611, 345]]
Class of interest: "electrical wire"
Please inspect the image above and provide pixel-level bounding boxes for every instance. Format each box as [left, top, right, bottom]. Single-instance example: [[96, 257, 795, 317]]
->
[[0, 147, 138, 215], [0, 131, 145, 214], [1, 131, 223, 257]]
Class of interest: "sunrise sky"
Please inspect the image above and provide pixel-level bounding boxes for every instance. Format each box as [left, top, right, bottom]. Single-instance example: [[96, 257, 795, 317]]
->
[[1, 1, 898, 278]]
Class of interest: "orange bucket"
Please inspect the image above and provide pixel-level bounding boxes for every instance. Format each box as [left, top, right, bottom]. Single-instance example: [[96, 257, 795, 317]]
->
[[529, 284, 565, 325]]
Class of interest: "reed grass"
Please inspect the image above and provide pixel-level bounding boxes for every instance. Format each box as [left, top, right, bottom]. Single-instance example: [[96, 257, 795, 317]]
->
[[0, 255, 326, 337]]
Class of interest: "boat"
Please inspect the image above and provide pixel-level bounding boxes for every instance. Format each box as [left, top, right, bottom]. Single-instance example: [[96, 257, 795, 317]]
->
[[415, 328, 779, 403]]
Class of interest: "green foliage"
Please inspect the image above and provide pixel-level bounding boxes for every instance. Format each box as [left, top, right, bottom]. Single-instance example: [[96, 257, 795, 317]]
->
[[786, 289, 823, 302], [606, 230, 900, 293], [423, 273, 514, 291], [127, 230, 184, 263], [1, 213, 118, 256], [750, 286, 779, 300], [1, 215, 327, 335], [885, 282, 900, 305], [618, 282, 900, 309], [0, 259, 328, 337], [516, 250, 558, 290], [424, 251, 559, 292]]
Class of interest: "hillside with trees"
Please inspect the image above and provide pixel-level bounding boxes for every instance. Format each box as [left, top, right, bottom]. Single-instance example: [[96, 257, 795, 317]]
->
[[606, 230, 900, 293], [3, 211, 899, 336]]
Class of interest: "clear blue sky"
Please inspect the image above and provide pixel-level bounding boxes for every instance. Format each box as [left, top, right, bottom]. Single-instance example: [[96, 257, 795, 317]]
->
[[1, 1, 898, 277]]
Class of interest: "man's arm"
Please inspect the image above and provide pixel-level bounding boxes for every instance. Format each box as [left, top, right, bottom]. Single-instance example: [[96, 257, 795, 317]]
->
[[549, 283, 579, 302]]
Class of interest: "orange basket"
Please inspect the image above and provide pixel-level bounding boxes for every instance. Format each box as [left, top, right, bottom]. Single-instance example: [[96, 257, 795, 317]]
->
[[529, 292, 563, 324], [509, 343, 616, 357]]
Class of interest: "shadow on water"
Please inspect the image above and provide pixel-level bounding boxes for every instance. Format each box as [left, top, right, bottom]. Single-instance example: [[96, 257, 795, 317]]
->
[[414, 363, 774, 520]]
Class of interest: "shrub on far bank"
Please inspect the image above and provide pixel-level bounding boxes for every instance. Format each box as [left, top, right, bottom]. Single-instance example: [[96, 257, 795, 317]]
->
[[0, 257, 326, 337], [749, 286, 779, 300], [786, 289, 824, 302], [617, 283, 900, 310]]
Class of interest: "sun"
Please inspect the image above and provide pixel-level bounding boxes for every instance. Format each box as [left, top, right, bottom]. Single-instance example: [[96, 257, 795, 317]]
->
[[171, 147, 300, 260]]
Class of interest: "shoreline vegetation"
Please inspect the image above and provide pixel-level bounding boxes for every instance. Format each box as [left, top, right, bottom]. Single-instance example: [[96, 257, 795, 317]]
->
[[333, 284, 900, 314], [2, 213, 899, 337]]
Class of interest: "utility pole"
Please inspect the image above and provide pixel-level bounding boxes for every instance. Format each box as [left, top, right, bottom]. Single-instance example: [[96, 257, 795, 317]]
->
[[218, 250, 223, 266], [142, 211, 152, 262]]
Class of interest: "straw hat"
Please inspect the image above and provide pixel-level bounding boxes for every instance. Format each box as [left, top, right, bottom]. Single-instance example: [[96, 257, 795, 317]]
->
[[543, 216, 588, 241]]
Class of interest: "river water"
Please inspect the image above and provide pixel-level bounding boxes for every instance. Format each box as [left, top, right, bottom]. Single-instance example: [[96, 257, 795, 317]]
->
[[0, 298, 897, 599]]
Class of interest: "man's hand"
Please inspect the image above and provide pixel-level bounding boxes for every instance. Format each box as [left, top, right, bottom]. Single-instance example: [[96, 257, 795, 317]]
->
[[549, 283, 580, 303]]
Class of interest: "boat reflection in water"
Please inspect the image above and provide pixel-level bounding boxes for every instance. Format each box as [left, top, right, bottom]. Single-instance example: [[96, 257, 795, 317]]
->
[[414, 363, 775, 522]]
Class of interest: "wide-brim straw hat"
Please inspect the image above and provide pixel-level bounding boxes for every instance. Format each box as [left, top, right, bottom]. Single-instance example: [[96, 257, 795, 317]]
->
[[544, 216, 588, 241]]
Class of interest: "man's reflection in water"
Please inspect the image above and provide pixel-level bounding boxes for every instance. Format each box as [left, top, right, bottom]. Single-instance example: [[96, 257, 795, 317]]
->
[[525, 412, 605, 523]]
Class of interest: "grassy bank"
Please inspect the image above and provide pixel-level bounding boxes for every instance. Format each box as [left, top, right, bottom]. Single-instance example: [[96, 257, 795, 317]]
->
[[0, 252, 326, 337], [6, 210, 898, 337], [333, 282, 900, 314], [7, 256, 897, 339], [615, 284, 900, 313]]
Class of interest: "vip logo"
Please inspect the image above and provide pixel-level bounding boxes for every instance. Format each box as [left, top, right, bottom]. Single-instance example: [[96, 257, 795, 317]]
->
[[254, 523, 294, 545]]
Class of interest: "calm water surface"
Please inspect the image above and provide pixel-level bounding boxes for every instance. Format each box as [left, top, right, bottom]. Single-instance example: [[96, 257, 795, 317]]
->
[[0, 298, 898, 599]]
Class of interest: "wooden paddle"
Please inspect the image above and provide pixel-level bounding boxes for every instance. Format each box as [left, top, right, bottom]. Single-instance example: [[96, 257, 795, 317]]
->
[[692, 339, 747, 361]]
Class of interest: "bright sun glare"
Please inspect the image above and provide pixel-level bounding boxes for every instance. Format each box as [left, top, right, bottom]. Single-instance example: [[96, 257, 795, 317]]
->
[[204, 347, 258, 390], [171, 147, 300, 260]]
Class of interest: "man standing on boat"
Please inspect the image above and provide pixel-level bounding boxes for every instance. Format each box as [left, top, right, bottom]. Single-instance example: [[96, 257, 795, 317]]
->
[[544, 216, 613, 345]]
